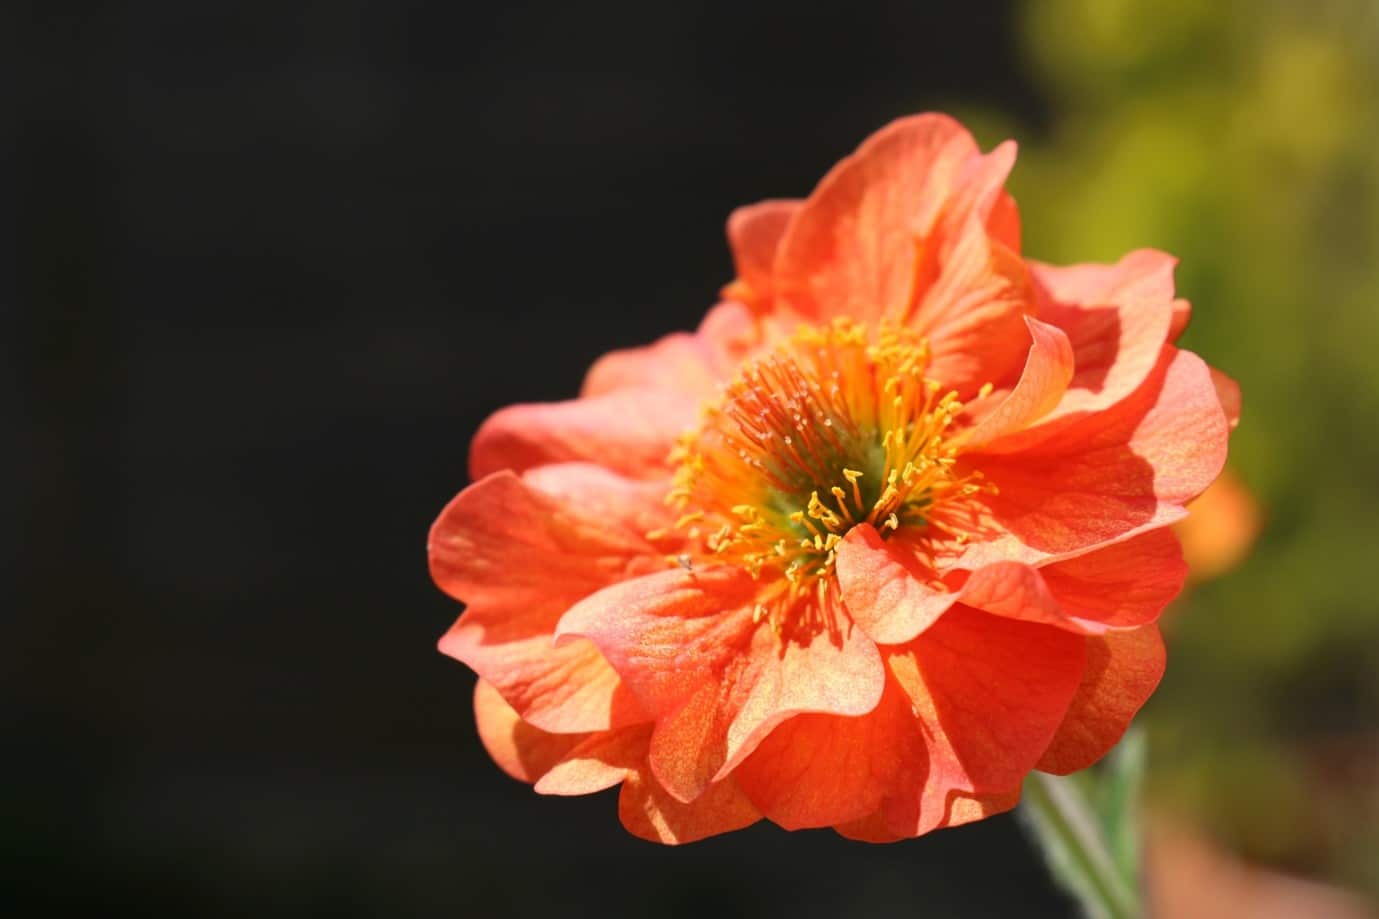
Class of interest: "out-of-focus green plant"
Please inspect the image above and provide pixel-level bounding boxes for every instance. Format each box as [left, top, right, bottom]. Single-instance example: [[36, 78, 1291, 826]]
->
[[966, 0, 1379, 897]]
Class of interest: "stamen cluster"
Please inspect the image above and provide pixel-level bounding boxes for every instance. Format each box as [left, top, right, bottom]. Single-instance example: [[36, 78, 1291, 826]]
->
[[659, 319, 991, 630]]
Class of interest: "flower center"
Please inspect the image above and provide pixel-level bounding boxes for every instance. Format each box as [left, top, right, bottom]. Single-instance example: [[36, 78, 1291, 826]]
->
[[661, 319, 990, 630]]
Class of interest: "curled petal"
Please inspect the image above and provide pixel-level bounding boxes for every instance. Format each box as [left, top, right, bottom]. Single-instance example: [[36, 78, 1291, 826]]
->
[[1037, 626, 1166, 774], [469, 387, 697, 480], [962, 316, 1075, 448], [535, 724, 653, 796], [984, 250, 1180, 452]]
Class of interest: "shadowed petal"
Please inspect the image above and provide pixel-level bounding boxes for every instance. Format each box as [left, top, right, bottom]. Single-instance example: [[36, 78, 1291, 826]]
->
[[473, 679, 589, 784], [981, 250, 1179, 451], [618, 769, 761, 845], [1037, 626, 1166, 774], [735, 676, 924, 830], [883, 606, 1083, 835]]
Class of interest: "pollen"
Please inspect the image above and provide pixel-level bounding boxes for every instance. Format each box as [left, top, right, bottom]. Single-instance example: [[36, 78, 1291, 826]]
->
[[661, 318, 992, 631]]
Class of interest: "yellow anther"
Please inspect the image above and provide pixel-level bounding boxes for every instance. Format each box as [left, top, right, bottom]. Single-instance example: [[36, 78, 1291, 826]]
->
[[830, 486, 856, 523]]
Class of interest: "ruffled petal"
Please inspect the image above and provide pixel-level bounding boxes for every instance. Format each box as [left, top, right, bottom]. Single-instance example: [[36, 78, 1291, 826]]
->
[[1037, 626, 1166, 774], [910, 164, 1038, 393], [557, 567, 885, 804], [469, 387, 697, 480], [773, 113, 982, 326], [734, 676, 924, 830], [473, 679, 588, 784], [714, 615, 886, 782], [882, 606, 1084, 835], [432, 467, 660, 732], [957, 346, 1229, 568], [555, 567, 760, 716], [982, 250, 1179, 453], [618, 769, 761, 845], [721, 199, 801, 311]]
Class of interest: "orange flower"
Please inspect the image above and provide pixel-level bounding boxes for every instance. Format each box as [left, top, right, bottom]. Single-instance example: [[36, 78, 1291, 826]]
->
[[1175, 468, 1261, 582], [430, 114, 1237, 844]]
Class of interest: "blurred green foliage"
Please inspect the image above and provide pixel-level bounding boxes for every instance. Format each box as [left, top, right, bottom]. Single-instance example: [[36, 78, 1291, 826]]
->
[[969, 0, 1379, 896]]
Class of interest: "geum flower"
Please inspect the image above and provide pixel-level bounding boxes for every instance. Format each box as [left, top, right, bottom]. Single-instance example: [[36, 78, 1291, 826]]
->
[[430, 114, 1237, 844]]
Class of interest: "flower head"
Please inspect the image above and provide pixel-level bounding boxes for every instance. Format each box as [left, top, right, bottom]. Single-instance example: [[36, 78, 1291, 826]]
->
[[430, 114, 1236, 843]]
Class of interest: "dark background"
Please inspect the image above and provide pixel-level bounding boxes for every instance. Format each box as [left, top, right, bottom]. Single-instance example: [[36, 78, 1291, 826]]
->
[[10, 2, 1072, 914]]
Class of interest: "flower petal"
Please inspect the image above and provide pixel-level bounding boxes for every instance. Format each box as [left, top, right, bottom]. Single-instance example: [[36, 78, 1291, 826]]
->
[[958, 346, 1228, 568], [1037, 626, 1166, 774], [1037, 529, 1186, 630], [982, 250, 1180, 453], [721, 199, 801, 310], [473, 678, 588, 784], [835, 524, 958, 645], [773, 113, 981, 326], [734, 676, 924, 830], [534, 724, 653, 796], [469, 387, 697, 480], [432, 467, 659, 732], [962, 316, 1075, 448], [910, 159, 1038, 394], [883, 606, 1084, 835], [557, 566, 885, 803], [715, 617, 886, 782], [554, 567, 760, 717], [618, 769, 761, 845]]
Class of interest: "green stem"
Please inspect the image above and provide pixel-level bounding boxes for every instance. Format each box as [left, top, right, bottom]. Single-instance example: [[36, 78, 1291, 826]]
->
[[1020, 771, 1143, 919]]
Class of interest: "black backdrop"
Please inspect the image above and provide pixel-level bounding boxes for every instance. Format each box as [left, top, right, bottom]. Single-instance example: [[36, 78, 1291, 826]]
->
[[11, 2, 1070, 914]]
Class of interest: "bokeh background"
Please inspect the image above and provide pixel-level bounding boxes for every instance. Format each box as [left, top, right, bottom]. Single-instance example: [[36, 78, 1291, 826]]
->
[[10, 0, 1378, 914]]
